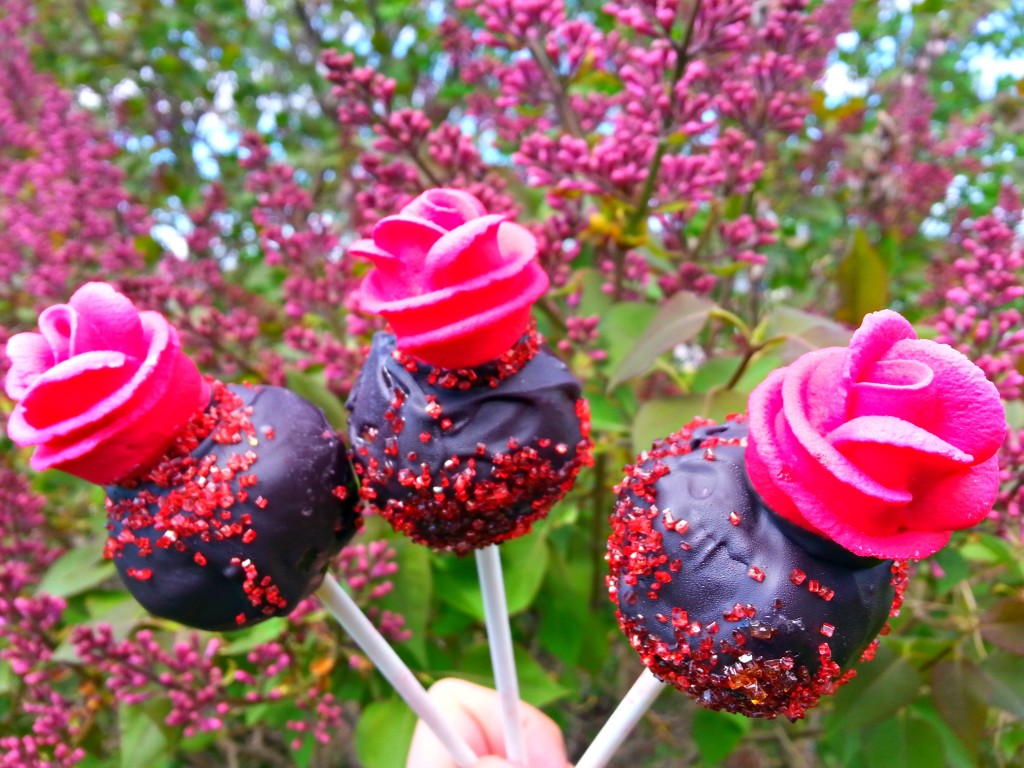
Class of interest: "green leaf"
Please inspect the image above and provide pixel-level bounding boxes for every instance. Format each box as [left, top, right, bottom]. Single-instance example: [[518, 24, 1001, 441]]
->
[[355, 698, 417, 768], [537, 540, 595, 666], [828, 643, 921, 732], [981, 597, 1024, 655], [835, 228, 889, 325], [448, 645, 570, 708], [911, 699, 977, 768], [576, 268, 615, 318], [119, 699, 175, 768], [631, 392, 748, 454], [692, 708, 750, 766], [863, 710, 946, 768], [960, 532, 1019, 567], [378, 537, 433, 665], [585, 390, 631, 434], [284, 368, 347, 430], [759, 306, 853, 363], [976, 653, 1024, 718], [929, 547, 971, 595], [220, 616, 288, 656], [930, 660, 987, 758], [1004, 400, 1024, 431], [36, 542, 115, 599], [600, 301, 659, 379], [691, 352, 782, 395], [434, 528, 549, 620], [607, 292, 715, 388]]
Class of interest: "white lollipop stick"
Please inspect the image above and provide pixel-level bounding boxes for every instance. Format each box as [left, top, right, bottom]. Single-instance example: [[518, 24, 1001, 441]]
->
[[316, 574, 478, 768], [575, 668, 666, 768], [475, 544, 526, 764]]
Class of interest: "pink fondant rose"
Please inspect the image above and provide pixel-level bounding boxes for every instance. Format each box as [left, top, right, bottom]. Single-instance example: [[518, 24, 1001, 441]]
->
[[3, 283, 208, 485], [352, 188, 549, 368], [747, 310, 1006, 559]]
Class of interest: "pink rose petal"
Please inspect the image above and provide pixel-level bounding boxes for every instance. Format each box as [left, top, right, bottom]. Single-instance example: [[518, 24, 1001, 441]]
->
[[3, 332, 54, 400], [9, 350, 135, 439], [423, 215, 509, 289], [65, 281, 146, 357], [401, 187, 487, 230]]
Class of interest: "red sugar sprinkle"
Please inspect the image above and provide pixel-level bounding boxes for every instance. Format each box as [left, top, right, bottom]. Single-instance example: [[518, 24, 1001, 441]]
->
[[789, 568, 806, 585], [820, 623, 835, 637], [729, 511, 741, 526], [747, 566, 765, 582], [396, 320, 542, 388], [104, 380, 285, 616], [425, 398, 442, 419]]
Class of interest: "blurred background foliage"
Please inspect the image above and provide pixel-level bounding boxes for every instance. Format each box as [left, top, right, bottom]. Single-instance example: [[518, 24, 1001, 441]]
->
[[2, 0, 1024, 766]]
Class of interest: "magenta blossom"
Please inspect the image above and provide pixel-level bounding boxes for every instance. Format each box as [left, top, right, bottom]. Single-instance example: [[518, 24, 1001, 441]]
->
[[4, 282, 208, 485], [351, 188, 548, 369], [747, 310, 1006, 559]]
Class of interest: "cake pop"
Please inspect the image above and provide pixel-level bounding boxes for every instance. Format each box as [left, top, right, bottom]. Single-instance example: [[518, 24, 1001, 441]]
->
[[4, 282, 360, 630], [607, 310, 1005, 719], [346, 188, 592, 554]]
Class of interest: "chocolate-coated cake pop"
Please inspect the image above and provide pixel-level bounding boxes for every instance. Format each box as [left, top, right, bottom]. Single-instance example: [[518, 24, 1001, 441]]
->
[[105, 381, 360, 631], [348, 330, 590, 555], [609, 418, 905, 719]]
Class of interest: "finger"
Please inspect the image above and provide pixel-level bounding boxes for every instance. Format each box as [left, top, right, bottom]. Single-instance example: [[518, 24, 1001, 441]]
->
[[519, 699, 570, 768], [430, 678, 570, 766], [406, 679, 572, 768], [406, 684, 489, 768]]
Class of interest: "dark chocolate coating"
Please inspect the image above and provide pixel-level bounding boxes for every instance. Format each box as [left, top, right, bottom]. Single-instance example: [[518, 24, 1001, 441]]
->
[[106, 385, 360, 631], [347, 332, 588, 554], [610, 420, 897, 718]]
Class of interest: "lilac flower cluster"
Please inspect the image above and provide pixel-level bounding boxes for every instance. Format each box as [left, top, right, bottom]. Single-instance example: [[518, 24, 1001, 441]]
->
[[237, 132, 367, 395], [932, 199, 1024, 401], [337, 541, 412, 646], [326, 0, 851, 321], [72, 628, 231, 736], [804, 73, 955, 239], [0, 460, 82, 768], [927, 187, 1024, 541], [0, 0, 146, 387], [322, 50, 518, 233]]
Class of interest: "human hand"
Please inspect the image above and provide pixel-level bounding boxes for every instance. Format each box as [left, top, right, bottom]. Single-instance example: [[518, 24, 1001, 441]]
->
[[406, 678, 573, 768]]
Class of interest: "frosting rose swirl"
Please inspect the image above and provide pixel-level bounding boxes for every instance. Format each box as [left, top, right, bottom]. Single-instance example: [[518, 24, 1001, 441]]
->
[[3, 282, 209, 485], [747, 309, 1006, 559], [351, 188, 549, 369]]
